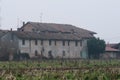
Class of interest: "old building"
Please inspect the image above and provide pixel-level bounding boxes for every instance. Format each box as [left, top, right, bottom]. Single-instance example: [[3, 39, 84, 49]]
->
[[102, 44, 120, 59], [1, 22, 96, 59]]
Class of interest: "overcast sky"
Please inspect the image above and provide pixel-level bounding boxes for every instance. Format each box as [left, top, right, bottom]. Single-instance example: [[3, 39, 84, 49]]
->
[[1, 0, 120, 43]]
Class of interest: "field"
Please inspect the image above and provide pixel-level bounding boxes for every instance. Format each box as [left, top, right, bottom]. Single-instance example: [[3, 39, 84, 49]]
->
[[0, 59, 120, 80]]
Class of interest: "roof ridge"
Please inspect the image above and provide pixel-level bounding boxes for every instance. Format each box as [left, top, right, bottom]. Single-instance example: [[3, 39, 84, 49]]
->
[[28, 21, 72, 26]]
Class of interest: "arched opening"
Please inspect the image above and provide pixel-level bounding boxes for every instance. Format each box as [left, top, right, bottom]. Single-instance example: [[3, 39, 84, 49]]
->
[[48, 50, 53, 59]]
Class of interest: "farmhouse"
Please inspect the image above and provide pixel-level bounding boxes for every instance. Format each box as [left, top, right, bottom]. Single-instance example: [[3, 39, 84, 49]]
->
[[1, 22, 96, 60]]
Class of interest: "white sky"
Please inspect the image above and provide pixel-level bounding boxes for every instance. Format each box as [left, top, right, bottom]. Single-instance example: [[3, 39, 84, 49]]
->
[[1, 0, 120, 43]]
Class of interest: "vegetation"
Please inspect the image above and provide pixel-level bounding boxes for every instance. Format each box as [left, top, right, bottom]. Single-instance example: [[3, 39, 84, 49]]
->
[[0, 40, 18, 61], [0, 60, 120, 79], [87, 37, 106, 59]]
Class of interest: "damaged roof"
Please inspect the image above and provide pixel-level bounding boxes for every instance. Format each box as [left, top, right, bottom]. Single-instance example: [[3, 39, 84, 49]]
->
[[19, 22, 96, 39]]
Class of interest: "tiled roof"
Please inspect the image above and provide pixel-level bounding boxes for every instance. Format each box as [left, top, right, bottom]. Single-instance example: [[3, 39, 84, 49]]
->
[[30, 22, 96, 32], [13, 31, 82, 40], [106, 43, 120, 49], [106, 46, 120, 52], [19, 22, 96, 39], [106, 44, 120, 52]]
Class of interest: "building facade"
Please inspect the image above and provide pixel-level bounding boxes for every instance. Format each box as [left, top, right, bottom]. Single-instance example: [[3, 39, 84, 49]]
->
[[1, 22, 96, 59], [19, 38, 87, 59]]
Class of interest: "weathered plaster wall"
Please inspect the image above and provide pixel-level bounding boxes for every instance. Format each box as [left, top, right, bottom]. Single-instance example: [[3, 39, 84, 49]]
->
[[19, 39, 88, 59]]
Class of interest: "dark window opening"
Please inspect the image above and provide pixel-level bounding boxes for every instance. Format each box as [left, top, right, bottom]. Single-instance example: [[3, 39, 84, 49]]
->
[[35, 50, 38, 56], [63, 41, 65, 46], [35, 40, 38, 45], [41, 51, 43, 56], [42, 47, 44, 52], [75, 41, 78, 46], [41, 40, 43, 45], [55, 41, 57, 45], [32, 29, 35, 32], [48, 51, 53, 58], [80, 41, 82, 46], [49, 40, 52, 45], [62, 51, 65, 57], [68, 41, 70, 46], [22, 39, 25, 45]]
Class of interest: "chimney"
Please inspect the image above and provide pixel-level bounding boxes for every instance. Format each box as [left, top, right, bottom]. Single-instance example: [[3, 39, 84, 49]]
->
[[23, 22, 25, 26], [10, 28, 12, 31]]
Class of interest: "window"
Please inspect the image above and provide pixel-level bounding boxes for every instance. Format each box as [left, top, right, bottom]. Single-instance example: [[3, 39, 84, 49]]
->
[[21, 29, 24, 31], [55, 41, 57, 46], [63, 41, 65, 46], [48, 51, 53, 58], [80, 41, 82, 46], [42, 47, 44, 52], [49, 40, 52, 45], [41, 40, 43, 45], [32, 29, 35, 32], [62, 51, 65, 56], [75, 41, 78, 46], [35, 40, 38, 45], [68, 41, 70, 46], [22, 39, 25, 45], [35, 50, 38, 56]]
